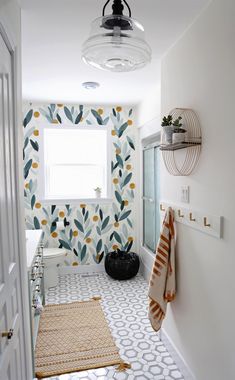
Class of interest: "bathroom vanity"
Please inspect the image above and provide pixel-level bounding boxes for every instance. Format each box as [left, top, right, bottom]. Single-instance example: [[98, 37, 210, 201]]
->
[[25, 229, 45, 373]]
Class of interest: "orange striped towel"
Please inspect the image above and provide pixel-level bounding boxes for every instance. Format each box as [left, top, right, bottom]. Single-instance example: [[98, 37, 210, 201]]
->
[[148, 207, 176, 332]]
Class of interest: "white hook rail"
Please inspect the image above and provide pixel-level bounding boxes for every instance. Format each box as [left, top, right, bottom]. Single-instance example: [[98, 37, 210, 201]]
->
[[159, 201, 223, 239]]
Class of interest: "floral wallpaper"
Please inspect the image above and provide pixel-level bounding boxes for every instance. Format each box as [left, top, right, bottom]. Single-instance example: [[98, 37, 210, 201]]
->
[[23, 103, 137, 266]]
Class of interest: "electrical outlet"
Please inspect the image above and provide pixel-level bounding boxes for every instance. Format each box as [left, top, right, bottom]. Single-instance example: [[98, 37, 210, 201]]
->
[[181, 186, 189, 203]]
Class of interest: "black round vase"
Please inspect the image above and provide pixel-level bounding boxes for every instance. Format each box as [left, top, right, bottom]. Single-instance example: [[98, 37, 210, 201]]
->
[[105, 251, 140, 280]]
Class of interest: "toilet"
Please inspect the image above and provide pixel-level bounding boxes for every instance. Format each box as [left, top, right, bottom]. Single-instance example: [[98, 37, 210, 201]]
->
[[43, 248, 67, 288]]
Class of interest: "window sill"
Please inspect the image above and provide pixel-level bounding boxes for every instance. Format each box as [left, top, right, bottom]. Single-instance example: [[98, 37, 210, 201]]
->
[[40, 198, 113, 205]]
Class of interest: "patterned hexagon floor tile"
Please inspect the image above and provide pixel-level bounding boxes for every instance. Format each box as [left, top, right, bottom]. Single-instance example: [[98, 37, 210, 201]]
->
[[43, 273, 184, 380]]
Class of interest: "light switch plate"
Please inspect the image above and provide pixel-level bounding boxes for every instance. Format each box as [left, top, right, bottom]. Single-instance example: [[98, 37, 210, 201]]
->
[[181, 185, 189, 203]]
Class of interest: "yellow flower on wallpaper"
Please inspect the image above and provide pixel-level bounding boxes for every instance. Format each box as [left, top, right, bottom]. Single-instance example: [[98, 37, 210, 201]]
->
[[34, 111, 40, 118], [128, 236, 133, 242], [97, 108, 104, 115], [32, 162, 38, 169], [124, 200, 129, 206], [57, 104, 63, 107], [112, 244, 118, 251], [111, 130, 116, 136], [72, 261, 78, 266], [114, 222, 119, 228], [86, 237, 92, 243], [35, 202, 41, 209], [80, 204, 86, 208], [41, 219, 47, 225], [116, 106, 122, 112], [113, 178, 119, 184], [33, 129, 39, 136], [130, 183, 136, 189], [126, 164, 132, 170], [51, 232, 58, 238], [116, 148, 121, 155], [93, 215, 99, 222], [73, 230, 78, 237], [25, 183, 29, 189], [127, 119, 133, 126], [59, 211, 65, 218]]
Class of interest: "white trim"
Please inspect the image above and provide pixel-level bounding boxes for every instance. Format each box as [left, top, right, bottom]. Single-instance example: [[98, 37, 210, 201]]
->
[[40, 198, 113, 205], [161, 328, 196, 380], [139, 245, 155, 282], [58, 264, 106, 275], [0, 21, 33, 380]]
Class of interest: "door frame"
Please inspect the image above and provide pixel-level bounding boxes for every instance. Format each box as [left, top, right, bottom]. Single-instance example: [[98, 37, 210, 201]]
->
[[0, 20, 33, 380]]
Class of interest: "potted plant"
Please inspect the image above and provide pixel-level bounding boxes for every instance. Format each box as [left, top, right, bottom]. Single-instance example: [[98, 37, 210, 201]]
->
[[172, 116, 187, 143], [105, 248, 140, 280], [161, 114, 174, 144], [94, 187, 102, 198]]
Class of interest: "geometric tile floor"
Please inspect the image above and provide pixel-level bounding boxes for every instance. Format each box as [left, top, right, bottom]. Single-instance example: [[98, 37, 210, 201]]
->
[[44, 273, 184, 380]]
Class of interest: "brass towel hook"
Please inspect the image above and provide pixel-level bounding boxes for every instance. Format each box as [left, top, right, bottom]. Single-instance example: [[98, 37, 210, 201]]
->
[[204, 217, 211, 227], [189, 212, 196, 222], [178, 209, 184, 218], [160, 204, 165, 212]]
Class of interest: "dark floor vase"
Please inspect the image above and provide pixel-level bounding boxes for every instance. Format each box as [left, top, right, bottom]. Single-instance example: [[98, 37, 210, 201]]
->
[[105, 251, 140, 280]]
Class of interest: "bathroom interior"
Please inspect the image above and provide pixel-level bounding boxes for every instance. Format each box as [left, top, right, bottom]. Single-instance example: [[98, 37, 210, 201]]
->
[[0, 0, 234, 380]]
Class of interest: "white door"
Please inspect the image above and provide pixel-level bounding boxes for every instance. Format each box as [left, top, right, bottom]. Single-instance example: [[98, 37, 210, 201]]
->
[[0, 33, 28, 380]]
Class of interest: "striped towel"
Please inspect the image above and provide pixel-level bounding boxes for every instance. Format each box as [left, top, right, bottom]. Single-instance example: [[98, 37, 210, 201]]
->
[[148, 207, 176, 332]]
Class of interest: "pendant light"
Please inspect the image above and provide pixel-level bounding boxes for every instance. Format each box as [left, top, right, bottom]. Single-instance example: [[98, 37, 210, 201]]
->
[[82, 0, 152, 72]]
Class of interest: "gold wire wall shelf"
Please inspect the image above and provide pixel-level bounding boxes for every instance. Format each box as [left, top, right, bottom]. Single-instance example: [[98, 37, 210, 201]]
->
[[161, 108, 202, 176]]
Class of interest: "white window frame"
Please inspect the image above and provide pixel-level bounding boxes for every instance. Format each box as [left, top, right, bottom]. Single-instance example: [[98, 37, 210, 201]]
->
[[38, 124, 112, 204]]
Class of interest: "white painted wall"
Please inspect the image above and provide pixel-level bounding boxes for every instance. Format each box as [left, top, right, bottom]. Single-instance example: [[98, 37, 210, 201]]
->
[[136, 71, 161, 281], [160, 0, 235, 379]]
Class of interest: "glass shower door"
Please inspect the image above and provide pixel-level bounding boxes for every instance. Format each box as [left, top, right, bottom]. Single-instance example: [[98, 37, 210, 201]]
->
[[143, 148, 156, 252], [143, 144, 161, 253]]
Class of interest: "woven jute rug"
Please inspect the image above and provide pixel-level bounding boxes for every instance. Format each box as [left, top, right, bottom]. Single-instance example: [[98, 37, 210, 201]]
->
[[35, 299, 122, 378]]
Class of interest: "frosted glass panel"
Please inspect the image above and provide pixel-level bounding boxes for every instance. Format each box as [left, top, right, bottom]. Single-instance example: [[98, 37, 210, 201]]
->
[[143, 200, 156, 252], [155, 147, 161, 242], [143, 148, 154, 199], [143, 144, 161, 253]]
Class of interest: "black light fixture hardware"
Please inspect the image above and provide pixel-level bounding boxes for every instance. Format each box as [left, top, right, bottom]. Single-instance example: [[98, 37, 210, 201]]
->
[[82, 0, 152, 72], [102, 0, 132, 30], [102, 0, 131, 18]]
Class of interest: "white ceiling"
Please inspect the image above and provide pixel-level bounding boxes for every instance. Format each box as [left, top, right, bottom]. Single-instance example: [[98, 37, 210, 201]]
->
[[21, 0, 209, 105]]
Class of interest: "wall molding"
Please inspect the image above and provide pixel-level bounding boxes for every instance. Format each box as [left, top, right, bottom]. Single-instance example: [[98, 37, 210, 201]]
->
[[59, 264, 106, 275], [161, 328, 196, 380]]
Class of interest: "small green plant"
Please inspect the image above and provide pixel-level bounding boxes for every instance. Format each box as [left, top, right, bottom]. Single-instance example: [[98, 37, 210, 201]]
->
[[161, 115, 173, 127], [94, 187, 102, 192], [172, 116, 182, 128], [172, 116, 186, 133]]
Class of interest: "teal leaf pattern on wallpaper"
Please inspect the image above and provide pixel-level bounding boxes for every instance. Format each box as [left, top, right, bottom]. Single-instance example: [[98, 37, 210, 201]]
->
[[23, 104, 136, 266], [23, 109, 33, 128]]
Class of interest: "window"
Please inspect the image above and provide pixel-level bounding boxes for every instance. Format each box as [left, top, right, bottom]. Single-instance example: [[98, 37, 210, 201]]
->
[[142, 140, 161, 252], [39, 126, 110, 200]]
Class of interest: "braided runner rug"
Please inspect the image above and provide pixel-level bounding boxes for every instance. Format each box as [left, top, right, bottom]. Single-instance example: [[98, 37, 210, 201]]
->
[[35, 299, 121, 378]]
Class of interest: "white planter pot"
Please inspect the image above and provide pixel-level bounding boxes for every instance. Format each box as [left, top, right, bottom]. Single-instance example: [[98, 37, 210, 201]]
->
[[95, 191, 101, 198], [172, 132, 186, 144], [162, 126, 174, 144]]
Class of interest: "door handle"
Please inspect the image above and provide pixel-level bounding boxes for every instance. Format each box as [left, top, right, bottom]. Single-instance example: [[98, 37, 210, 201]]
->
[[142, 196, 154, 203], [1, 328, 14, 339]]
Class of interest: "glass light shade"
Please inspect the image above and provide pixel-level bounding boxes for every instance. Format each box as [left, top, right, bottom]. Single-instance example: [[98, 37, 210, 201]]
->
[[82, 15, 152, 72]]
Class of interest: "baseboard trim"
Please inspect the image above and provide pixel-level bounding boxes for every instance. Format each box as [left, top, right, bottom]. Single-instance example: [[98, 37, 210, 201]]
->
[[161, 328, 196, 380], [58, 264, 106, 275], [139, 245, 154, 282]]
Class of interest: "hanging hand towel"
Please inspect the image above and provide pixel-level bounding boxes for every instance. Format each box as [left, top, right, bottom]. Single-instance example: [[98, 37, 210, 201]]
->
[[148, 207, 176, 332]]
